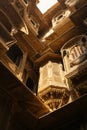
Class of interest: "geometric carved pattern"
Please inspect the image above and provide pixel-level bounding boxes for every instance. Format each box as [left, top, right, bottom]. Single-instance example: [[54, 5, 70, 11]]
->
[[38, 86, 70, 111]]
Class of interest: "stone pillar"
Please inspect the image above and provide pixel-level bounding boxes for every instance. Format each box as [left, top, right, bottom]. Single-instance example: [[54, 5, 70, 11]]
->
[[17, 52, 27, 81]]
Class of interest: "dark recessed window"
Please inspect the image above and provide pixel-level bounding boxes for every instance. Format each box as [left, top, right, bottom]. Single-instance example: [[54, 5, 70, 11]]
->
[[7, 44, 23, 66], [26, 77, 34, 91]]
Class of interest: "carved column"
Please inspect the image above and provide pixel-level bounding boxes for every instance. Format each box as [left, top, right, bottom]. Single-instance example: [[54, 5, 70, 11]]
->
[[17, 52, 27, 81]]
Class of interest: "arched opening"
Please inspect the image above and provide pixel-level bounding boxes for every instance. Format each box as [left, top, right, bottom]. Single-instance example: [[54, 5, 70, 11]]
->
[[26, 77, 34, 91], [6, 44, 23, 66]]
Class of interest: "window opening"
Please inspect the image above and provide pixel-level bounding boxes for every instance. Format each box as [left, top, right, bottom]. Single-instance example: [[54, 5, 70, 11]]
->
[[7, 44, 23, 66]]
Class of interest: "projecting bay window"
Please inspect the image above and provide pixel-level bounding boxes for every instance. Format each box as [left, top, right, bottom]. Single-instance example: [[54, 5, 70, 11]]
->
[[61, 35, 87, 75]]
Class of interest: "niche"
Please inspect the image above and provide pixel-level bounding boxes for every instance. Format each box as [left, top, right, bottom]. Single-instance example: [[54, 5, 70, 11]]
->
[[6, 44, 23, 66]]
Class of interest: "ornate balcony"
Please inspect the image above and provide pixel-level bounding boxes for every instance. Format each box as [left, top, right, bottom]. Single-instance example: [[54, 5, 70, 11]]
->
[[61, 35, 87, 72], [61, 35, 87, 97], [52, 9, 74, 36], [38, 61, 70, 111]]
